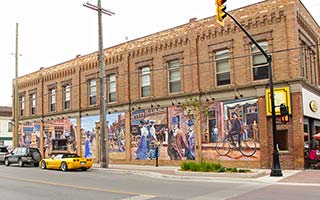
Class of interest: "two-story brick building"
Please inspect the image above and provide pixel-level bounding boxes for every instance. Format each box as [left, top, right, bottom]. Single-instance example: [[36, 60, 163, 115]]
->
[[13, 0, 320, 169]]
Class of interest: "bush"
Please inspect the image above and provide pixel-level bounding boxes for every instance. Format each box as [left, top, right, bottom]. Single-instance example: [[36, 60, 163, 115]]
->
[[217, 167, 226, 173], [180, 161, 251, 173]]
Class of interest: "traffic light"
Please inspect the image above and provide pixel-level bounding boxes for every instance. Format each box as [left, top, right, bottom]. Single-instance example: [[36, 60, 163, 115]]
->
[[280, 104, 289, 123], [216, 0, 227, 26]]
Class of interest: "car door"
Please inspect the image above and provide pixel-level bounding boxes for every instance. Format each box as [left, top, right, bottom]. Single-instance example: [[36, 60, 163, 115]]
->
[[0, 147, 8, 162], [9, 148, 20, 163], [52, 154, 63, 169]]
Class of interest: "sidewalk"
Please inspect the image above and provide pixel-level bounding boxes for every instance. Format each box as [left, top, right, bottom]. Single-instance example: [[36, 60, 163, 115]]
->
[[92, 163, 320, 185]]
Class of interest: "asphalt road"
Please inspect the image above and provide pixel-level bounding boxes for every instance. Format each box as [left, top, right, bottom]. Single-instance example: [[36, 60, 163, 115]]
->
[[0, 165, 319, 200]]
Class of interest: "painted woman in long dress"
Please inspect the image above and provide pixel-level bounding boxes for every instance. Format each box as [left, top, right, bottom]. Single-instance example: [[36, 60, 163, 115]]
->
[[136, 120, 148, 160]]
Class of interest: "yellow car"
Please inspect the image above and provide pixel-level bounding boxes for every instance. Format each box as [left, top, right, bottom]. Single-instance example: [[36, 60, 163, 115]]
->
[[40, 153, 93, 172]]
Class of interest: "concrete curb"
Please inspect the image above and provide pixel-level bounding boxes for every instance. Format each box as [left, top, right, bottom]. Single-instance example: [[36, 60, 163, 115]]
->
[[174, 169, 268, 178]]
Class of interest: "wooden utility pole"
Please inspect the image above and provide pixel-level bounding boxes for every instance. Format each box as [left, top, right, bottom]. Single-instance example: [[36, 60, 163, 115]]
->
[[14, 22, 19, 148], [83, 0, 114, 168]]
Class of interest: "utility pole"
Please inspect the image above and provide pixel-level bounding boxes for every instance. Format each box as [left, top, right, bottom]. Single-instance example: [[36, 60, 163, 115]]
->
[[83, 0, 114, 168], [14, 22, 19, 149]]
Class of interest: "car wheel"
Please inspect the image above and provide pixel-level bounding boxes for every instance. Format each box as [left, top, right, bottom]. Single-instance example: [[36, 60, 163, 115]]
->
[[4, 158, 10, 166], [18, 159, 24, 167], [61, 162, 68, 172], [40, 161, 46, 169], [32, 152, 41, 162], [81, 168, 87, 171]]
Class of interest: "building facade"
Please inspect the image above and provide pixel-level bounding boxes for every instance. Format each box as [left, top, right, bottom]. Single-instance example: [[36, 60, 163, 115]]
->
[[0, 106, 12, 147], [13, 0, 320, 169]]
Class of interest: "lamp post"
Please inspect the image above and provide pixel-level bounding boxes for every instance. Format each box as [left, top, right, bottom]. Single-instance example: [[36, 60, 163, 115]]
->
[[83, 0, 114, 168], [224, 12, 282, 176]]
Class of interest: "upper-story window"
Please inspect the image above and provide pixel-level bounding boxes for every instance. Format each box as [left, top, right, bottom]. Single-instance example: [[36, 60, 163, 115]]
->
[[49, 88, 56, 112], [88, 79, 96, 106], [30, 93, 36, 115], [140, 66, 151, 97], [168, 60, 181, 93], [19, 96, 25, 117], [251, 42, 269, 81], [108, 74, 116, 103], [63, 84, 71, 110], [215, 49, 230, 86], [300, 41, 317, 84]]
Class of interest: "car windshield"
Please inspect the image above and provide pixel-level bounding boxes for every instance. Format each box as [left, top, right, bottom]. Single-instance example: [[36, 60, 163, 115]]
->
[[63, 154, 80, 158]]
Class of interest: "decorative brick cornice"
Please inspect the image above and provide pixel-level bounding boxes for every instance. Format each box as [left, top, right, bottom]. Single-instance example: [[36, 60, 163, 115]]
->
[[297, 11, 318, 43], [197, 11, 285, 43]]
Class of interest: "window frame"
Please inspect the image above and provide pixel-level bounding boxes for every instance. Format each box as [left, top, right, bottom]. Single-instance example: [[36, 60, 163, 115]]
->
[[140, 66, 151, 97], [49, 88, 56, 112], [108, 74, 116, 103], [63, 84, 71, 110], [251, 41, 269, 81], [214, 49, 231, 86], [88, 79, 97, 106], [30, 93, 36, 115], [19, 95, 25, 117], [168, 59, 181, 93]]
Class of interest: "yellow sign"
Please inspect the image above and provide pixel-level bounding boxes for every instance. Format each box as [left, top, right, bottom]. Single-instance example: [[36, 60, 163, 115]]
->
[[309, 100, 318, 112], [265, 87, 291, 116]]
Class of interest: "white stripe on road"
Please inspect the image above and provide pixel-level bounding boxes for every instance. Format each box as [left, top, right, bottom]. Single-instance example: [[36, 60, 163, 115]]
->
[[119, 195, 155, 200]]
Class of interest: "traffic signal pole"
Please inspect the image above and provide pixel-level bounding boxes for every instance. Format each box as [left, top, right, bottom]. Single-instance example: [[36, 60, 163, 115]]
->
[[224, 12, 283, 176]]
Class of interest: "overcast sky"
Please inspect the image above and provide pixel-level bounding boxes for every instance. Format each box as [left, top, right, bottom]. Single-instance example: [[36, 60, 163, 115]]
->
[[0, 0, 319, 107]]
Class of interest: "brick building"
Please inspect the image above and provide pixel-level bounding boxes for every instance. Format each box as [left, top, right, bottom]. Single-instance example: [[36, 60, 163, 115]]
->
[[13, 0, 320, 169]]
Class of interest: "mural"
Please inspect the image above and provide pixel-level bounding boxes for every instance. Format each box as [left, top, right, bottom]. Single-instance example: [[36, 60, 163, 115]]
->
[[107, 112, 126, 152], [80, 112, 126, 160], [201, 99, 260, 161], [43, 118, 77, 158], [81, 115, 98, 159], [131, 106, 195, 160], [19, 122, 40, 148]]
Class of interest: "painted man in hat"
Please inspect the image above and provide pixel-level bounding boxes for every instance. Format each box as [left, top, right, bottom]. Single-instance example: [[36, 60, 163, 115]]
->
[[229, 112, 242, 146], [167, 116, 189, 160]]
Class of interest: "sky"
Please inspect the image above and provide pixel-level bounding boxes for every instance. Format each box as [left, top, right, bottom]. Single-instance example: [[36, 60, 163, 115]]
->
[[1, 0, 319, 107]]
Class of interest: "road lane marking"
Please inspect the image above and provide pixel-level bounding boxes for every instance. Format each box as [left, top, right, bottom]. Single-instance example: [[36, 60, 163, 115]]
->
[[0, 175, 156, 198], [119, 196, 155, 200]]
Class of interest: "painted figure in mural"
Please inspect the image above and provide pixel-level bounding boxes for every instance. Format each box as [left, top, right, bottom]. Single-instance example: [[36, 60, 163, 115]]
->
[[156, 127, 165, 144], [242, 122, 249, 141], [69, 124, 76, 152], [252, 119, 259, 142], [185, 119, 195, 160], [148, 140, 160, 160], [117, 127, 125, 152], [229, 112, 242, 146], [211, 125, 219, 143], [136, 120, 148, 160], [84, 131, 93, 158], [146, 120, 157, 153], [167, 116, 189, 160]]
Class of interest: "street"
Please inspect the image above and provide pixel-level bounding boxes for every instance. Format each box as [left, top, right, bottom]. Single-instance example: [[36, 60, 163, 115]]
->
[[0, 165, 319, 200]]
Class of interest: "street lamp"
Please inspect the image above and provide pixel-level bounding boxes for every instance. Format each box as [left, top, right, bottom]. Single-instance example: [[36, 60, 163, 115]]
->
[[218, 10, 283, 176], [83, 0, 114, 168]]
